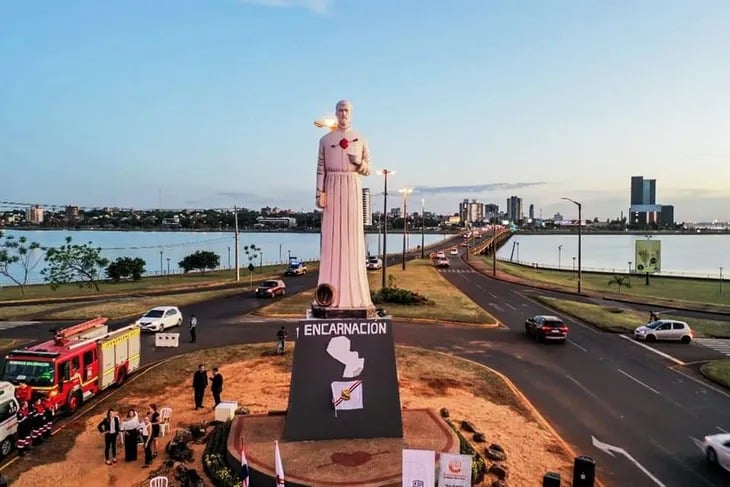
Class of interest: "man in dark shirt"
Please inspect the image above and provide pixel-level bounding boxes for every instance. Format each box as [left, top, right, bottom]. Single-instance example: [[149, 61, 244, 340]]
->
[[276, 326, 288, 354], [210, 368, 224, 407], [192, 364, 208, 409]]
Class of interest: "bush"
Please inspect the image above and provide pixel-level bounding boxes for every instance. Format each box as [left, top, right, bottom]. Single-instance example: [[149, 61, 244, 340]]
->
[[106, 257, 145, 282], [371, 286, 434, 306], [203, 420, 240, 487]]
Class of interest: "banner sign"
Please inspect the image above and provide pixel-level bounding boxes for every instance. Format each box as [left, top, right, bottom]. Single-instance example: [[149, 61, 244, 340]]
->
[[402, 449, 435, 487], [438, 453, 472, 487], [635, 240, 661, 274]]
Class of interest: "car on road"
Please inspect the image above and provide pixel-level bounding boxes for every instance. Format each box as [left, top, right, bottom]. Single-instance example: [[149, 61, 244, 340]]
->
[[435, 251, 446, 259], [703, 433, 730, 472], [366, 256, 383, 270], [256, 279, 286, 298], [435, 257, 450, 268], [525, 315, 569, 343], [633, 319, 693, 343], [284, 261, 307, 276], [449, 247, 458, 256], [135, 306, 183, 332]]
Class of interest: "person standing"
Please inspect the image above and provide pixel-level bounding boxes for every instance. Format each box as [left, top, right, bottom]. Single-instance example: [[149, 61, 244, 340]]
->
[[139, 414, 153, 468], [16, 401, 31, 456], [149, 404, 160, 457], [97, 408, 121, 465], [121, 409, 139, 462], [276, 326, 288, 354], [192, 364, 208, 409], [210, 368, 224, 407], [189, 314, 198, 343], [31, 398, 44, 446], [42, 397, 54, 440]]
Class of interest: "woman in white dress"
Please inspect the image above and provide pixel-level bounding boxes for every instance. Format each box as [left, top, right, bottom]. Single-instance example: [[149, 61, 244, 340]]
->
[[121, 409, 139, 462]]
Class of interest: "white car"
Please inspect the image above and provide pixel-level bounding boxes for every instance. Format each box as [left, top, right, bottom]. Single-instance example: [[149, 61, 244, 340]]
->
[[135, 306, 183, 332], [633, 319, 693, 344], [703, 433, 730, 472], [436, 251, 446, 259], [366, 256, 383, 270], [449, 248, 458, 256]]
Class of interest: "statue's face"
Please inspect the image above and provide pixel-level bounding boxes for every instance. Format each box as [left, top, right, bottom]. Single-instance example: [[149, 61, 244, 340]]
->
[[336, 102, 351, 128]]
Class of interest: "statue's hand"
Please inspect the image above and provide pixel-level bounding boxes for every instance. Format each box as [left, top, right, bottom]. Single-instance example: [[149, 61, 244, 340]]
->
[[357, 162, 371, 176], [316, 192, 327, 209]]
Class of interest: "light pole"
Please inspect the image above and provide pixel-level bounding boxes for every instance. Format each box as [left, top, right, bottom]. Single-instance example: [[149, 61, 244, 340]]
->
[[515, 241, 519, 262], [721, 266, 724, 296], [420, 198, 425, 259], [377, 169, 395, 288], [558, 244, 562, 270], [562, 197, 582, 293], [377, 212, 382, 257], [166, 258, 170, 275], [628, 261, 632, 274], [159, 250, 163, 276], [228, 246, 231, 269], [492, 221, 497, 276], [572, 257, 576, 272], [279, 244, 282, 264], [287, 249, 291, 262], [399, 188, 413, 270]]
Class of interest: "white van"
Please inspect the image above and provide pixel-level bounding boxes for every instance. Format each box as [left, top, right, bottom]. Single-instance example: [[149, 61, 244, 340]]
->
[[0, 381, 19, 458]]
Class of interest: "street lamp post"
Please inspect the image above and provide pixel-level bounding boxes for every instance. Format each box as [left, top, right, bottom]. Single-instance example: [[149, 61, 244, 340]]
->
[[562, 197, 583, 293], [166, 258, 170, 276], [399, 188, 413, 270], [377, 169, 395, 288], [377, 213, 382, 257], [628, 261, 632, 274], [573, 257, 576, 272], [558, 244, 562, 270], [492, 220, 497, 276], [721, 266, 724, 296], [420, 198, 425, 259], [159, 250, 163, 276], [228, 246, 231, 269]]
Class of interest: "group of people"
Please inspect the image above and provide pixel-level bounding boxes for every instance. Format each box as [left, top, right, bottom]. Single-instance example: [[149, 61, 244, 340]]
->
[[192, 364, 224, 409], [97, 404, 163, 468], [16, 397, 54, 456]]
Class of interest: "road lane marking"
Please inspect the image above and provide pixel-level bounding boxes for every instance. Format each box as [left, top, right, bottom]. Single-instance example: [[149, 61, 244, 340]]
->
[[488, 292, 497, 298], [618, 334, 686, 366], [592, 435, 667, 487], [567, 339, 587, 352], [505, 303, 517, 310], [669, 366, 730, 399], [617, 369, 662, 395]]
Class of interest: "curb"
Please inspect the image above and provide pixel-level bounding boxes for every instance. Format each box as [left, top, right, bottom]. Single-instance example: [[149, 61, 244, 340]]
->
[[403, 346, 603, 487], [249, 312, 501, 329]]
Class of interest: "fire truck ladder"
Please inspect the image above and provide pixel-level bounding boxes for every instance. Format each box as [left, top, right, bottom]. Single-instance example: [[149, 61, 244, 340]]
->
[[54, 317, 109, 345]]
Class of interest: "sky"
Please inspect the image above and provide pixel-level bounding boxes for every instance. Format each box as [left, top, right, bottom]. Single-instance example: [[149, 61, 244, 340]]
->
[[1, 0, 729, 222]]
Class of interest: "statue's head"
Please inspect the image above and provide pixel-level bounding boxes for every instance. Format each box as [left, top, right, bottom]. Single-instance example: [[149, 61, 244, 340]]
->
[[335, 100, 352, 129]]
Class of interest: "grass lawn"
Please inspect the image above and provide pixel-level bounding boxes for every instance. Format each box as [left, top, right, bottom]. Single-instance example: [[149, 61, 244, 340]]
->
[[492, 259, 730, 308], [0, 287, 248, 321], [258, 259, 496, 325], [0, 263, 300, 302], [700, 359, 730, 389], [533, 295, 730, 337]]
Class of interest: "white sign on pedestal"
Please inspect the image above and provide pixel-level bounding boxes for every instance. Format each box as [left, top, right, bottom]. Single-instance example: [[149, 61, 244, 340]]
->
[[437, 453, 472, 487], [402, 449, 435, 487]]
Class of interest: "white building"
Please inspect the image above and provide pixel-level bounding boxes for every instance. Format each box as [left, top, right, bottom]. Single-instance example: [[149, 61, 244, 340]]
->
[[362, 188, 373, 226], [26, 205, 44, 224]]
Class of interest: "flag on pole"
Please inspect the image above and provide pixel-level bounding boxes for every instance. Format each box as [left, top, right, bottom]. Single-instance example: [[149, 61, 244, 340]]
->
[[331, 380, 364, 411], [274, 440, 285, 486], [239, 442, 250, 487]]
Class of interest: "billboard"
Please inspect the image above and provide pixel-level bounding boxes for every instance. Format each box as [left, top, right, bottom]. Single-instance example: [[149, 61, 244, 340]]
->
[[635, 240, 661, 274]]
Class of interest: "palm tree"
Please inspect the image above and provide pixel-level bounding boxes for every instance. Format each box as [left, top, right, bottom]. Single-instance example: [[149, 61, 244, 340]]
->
[[608, 275, 631, 293]]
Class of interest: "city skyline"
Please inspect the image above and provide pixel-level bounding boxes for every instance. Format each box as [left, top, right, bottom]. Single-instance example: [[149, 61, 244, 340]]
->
[[2, 1, 729, 221]]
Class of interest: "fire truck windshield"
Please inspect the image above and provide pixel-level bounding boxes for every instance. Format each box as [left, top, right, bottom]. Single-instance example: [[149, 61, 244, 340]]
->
[[1, 360, 55, 386]]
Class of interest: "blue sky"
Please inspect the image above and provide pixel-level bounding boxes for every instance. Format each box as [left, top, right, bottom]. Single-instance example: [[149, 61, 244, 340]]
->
[[2, 0, 729, 221]]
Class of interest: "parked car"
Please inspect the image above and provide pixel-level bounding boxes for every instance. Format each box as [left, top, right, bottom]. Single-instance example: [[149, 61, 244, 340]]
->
[[135, 306, 183, 332], [449, 247, 458, 256], [525, 315, 568, 343], [633, 319, 693, 343], [436, 251, 446, 259], [366, 256, 383, 270], [703, 433, 730, 472], [256, 279, 286, 298], [285, 262, 307, 276], [0, 381, 19, 458], [436, 257, 450, 268]]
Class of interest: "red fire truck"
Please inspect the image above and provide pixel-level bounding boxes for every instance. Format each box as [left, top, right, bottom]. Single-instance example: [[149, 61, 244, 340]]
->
[[1, 317, 141, 413]]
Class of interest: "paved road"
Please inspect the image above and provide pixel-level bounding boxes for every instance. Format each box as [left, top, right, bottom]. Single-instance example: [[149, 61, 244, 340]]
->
[[3, 238, 730, 486]]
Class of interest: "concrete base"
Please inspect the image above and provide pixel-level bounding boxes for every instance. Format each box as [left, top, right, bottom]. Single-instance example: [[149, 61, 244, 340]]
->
[[227, 409, 458, 487]]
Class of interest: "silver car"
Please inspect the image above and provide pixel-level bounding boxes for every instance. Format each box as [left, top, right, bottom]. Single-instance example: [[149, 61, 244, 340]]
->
[[703, 433, 730, 472], [633, 319, 693, 344]]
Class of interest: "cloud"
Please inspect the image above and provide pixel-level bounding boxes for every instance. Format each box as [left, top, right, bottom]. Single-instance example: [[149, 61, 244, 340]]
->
[[414, 182, 546, 196], [236, 0, 333, 14]]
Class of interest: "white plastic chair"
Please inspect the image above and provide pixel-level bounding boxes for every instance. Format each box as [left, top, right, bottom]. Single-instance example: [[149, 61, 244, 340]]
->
[[159, 407, 173, 437], [149, 477, 169, 487]]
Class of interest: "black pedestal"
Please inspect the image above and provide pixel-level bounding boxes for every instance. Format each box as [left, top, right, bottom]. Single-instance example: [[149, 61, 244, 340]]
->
[[283, 316, 403, 441]]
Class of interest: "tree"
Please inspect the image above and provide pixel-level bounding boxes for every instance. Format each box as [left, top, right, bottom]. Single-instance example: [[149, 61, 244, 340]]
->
[[179, 250, 220, 274], [0, 231, 45, 295], [41, 236, 109, 291], [608, 275, 631, 294], [106, 257, 146, 282], [243, 244, 261, 286]]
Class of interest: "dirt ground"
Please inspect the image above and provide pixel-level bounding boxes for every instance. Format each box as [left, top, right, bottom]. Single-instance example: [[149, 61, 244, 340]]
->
[[12, 356, 574, 487]]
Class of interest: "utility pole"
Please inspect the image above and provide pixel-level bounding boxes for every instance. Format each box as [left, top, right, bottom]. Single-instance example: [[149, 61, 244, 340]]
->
[[420, 198, 425, 259], [234, 205, 240, 282], [492, 221, 497, 276], [159, 250, 163, 276]]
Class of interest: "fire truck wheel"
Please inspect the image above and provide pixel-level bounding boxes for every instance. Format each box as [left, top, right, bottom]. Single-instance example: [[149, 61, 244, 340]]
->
[[116, 368, 127, 386], [0, 437, 13, 457], [67, 391, 82, 414]]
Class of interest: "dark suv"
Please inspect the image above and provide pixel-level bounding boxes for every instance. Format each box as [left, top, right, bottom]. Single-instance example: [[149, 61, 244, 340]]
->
[[525, 315, 568, 343]]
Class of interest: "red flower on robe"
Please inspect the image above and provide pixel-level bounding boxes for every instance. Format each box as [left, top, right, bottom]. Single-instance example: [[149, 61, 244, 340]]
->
[[339, 138, 349, 149]]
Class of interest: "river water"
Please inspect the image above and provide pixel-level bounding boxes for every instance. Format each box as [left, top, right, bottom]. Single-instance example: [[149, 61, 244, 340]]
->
[[0, 229, 451, 286], [497, 233, 729, 278]]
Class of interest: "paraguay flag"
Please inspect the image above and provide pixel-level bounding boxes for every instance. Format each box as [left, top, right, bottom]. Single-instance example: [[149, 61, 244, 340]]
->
[[240, 445, 250, 487]]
